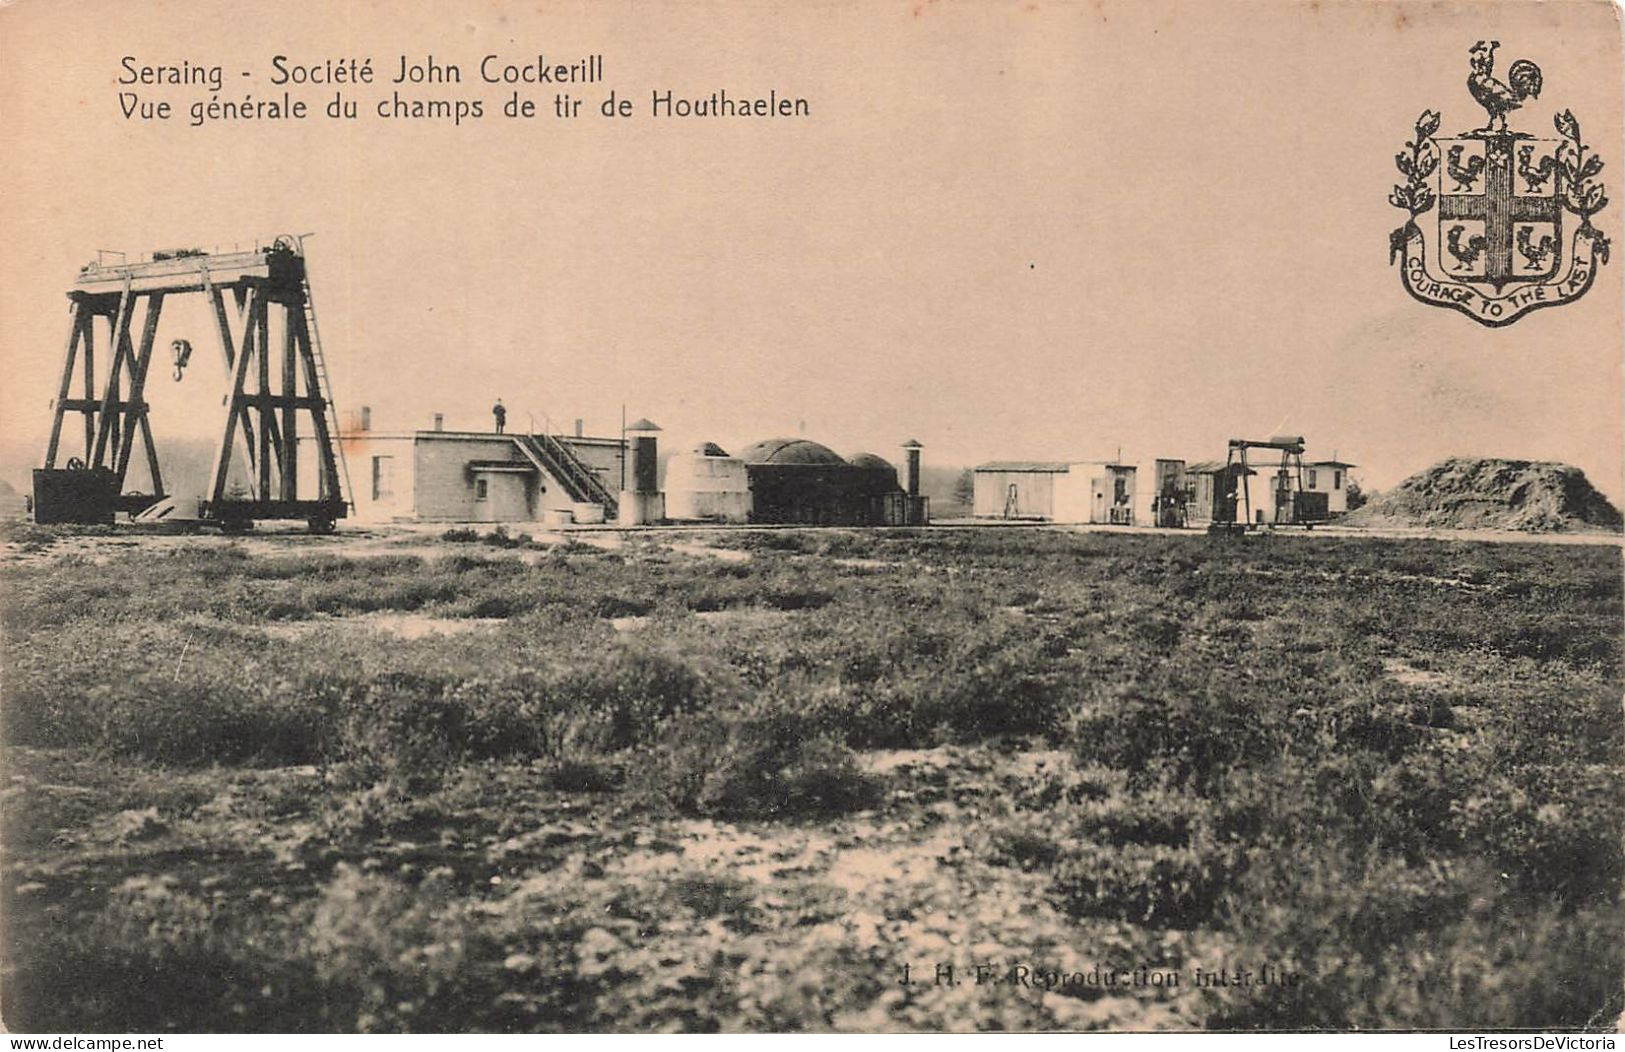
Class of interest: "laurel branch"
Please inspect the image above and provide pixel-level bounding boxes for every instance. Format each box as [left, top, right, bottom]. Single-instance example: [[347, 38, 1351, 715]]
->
[[1555, 110, 1611, 265], [1389, 110, 1440, 264]]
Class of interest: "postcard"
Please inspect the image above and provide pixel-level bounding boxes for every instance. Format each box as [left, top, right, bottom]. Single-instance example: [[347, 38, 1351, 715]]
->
[[1, 0, 1620, 1036]]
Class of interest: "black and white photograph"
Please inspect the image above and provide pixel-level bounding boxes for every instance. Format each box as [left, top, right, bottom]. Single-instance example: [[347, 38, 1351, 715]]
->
[[0, 0, 1621, 1037]]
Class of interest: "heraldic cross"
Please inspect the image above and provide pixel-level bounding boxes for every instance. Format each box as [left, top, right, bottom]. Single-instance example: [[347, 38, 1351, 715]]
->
[[1439, 133, 1562, 288]]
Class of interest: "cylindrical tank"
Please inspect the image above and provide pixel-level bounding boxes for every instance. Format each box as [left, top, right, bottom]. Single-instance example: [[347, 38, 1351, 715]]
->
[[665, 444, 749, 523]]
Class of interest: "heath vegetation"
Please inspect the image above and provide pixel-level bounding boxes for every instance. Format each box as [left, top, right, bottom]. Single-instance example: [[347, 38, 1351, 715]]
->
[[2, 525, 1619, 1031]]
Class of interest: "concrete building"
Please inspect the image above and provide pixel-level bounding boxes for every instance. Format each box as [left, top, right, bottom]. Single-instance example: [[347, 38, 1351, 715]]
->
[[971, 442, 1351, 529], [306, 411, 645, 524], [664, 442, 751, 523], [972, 461, 1137, 524], [1304, 459, 1357, 515]]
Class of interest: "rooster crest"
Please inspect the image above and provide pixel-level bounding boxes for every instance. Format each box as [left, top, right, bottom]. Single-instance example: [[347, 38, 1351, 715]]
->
[[1447, 144, 1486, 192], [1386, 47, 1610, 324], [1447, 224, 1488, 271], [1468, 41, 1542, 135], [1517, 145, 1558, 193], [1517, 225, 1558, 269]]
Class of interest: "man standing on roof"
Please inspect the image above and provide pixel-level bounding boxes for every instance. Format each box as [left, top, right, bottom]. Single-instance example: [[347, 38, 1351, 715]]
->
[[492, 399, 507, 434]]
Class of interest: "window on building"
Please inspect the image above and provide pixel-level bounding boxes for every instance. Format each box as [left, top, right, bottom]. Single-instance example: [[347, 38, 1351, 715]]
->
[[475, 478, 488, 501], [1334, 470, 1344, 490], [371, 456, 394, 500], [1307, 468, 1318, 488]]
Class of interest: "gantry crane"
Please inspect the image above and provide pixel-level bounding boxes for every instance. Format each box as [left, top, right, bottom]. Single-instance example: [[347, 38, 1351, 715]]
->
[[1209, 434, 1328, 534], [35, 236, 350, 532]]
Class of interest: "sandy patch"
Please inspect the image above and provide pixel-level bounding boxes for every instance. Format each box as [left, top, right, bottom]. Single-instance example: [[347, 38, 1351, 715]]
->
[[610, 609, 798, 633], [860, 748, 958, 776], [262, 612, 507, 640], [1381, 657, 1456, 688], [664, 541, 753, 563]]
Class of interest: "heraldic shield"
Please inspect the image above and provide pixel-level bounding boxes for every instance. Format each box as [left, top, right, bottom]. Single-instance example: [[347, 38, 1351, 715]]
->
[[1388, 45, 1611, 327], [1434, 135, 1562, 288]]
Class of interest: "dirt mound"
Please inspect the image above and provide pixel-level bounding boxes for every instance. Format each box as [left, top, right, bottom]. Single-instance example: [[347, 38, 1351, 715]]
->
[[1347, 458, 1623, 533]]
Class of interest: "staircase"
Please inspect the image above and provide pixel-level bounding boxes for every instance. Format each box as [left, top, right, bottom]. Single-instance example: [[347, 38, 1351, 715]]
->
[[513, 433, 618, 518]]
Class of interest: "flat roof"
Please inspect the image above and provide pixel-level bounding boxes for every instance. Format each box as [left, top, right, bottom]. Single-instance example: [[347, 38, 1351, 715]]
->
[[334, 430, 622, 445], [975, 461, 1070, 473], [974, 460, 1137, 473]]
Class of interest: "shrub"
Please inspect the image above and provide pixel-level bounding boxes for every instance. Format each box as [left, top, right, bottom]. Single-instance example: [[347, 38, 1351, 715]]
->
[[985, 785, 1234, 929], [95, 679, 327, 766], [3, 876, 322, 1032], [985, 821, 1063, 871], [319, 779, 451, 840], [308, 864, 496, 1032], [911, 625, 1072, 742], [637, 699, 882, 820], [547, 757, 623, 792], [330, 673, 465, 789], [1052, 840, 1235, 928], [1067, 674, 1282, 791], [1203, 846, 1624, 1030], [1452, 763, 1625, 905], [568, 644, 725, 750], [481, 526, 532, 549]]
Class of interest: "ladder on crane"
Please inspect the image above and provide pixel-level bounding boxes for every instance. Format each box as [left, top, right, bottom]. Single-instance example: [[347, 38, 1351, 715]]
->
[[292, 238, 353, 513]]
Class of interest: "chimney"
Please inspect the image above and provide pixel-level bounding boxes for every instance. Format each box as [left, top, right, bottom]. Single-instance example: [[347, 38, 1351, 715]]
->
[[626, 419, 662, 494], [902, 439, 922, 497], [432, 413, 444, 432], [575, 418, 584, 438], [618, 418, 665, 526], [360, 406, 372, 431]]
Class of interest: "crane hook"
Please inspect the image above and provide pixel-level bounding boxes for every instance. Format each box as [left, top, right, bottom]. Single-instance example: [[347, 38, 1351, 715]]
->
[[170, 338, 193, 382]]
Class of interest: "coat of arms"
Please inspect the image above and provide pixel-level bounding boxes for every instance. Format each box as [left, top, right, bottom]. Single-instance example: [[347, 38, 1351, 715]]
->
[[1389, 42, 1610, 326]]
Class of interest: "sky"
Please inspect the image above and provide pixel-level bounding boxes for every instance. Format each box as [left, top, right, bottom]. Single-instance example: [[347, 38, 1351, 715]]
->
[[2, 0, 1621, 502]]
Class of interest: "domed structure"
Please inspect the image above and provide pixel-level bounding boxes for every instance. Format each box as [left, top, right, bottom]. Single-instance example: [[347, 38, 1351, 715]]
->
[[735, 437, 924, 525], [847, 453, 901, 497], [847, 452, 891, 470], [736, 438, 847, 467]]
